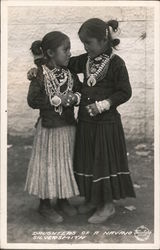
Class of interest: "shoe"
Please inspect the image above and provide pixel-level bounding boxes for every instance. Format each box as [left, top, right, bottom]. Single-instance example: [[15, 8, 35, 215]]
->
[[78, 202, 96, 214], [88, 206, 115, 224], [57, 199, 77, 216], [38, 204, 63, 223]]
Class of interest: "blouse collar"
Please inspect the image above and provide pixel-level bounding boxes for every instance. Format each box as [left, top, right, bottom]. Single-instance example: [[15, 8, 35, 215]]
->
[[88, 47, 113, 62]]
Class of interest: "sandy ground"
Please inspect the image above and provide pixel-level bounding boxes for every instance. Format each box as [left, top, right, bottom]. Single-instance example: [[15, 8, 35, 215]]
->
[[7, 135, 154, 245]]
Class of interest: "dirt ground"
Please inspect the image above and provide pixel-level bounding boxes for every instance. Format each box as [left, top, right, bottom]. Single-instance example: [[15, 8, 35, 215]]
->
[[7, 135, 154, 245]]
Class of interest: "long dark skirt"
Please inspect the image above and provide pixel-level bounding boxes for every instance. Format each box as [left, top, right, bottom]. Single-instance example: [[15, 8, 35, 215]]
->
[[74, 114, 136, 206]]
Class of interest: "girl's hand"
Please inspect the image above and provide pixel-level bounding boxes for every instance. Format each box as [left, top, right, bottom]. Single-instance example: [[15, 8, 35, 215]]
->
[[86, 99, 111, 117], [61, 92, 78, 107], [27, 68, 38, 80], [86, 103, 99, 117]]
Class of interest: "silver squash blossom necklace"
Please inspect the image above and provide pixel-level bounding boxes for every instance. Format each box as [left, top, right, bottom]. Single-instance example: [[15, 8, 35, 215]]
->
[[86, 53, 114, 87]]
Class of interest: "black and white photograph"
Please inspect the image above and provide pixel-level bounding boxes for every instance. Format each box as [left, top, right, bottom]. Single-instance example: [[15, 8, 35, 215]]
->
[[1, 0, 160, 249]]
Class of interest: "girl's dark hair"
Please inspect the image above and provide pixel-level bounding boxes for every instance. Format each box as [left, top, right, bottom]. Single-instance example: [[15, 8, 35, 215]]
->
[[78, 18, 120, 51], [30, 31, 69, 66]]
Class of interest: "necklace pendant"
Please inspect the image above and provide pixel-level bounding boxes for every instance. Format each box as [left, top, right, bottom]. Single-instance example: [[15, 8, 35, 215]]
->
[[87, 75, 96, 87], [51, 95, 61, 107]]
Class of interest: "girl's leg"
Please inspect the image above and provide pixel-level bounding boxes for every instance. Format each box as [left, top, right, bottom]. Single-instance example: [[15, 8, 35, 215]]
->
[[39, 198, 51, 208], [39, 198, 63, 223], [78, 200, 96, 214], [57, 198, 77, 216], [88, 202, 115, 224]]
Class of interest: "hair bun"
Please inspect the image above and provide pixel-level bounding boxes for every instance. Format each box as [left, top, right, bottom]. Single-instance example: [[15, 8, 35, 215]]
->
[[112, 38, 120, 47], [107, 19, 118, 32], [30, 40, 43, 55]]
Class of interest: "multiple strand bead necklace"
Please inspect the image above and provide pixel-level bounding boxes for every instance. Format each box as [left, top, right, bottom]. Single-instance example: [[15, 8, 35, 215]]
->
[[42, 65, 73, 115]]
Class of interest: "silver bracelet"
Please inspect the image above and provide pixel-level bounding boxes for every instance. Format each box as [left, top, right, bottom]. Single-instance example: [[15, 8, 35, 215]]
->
[[99, 101, 104, 113], [96, 99, 111, 114], [75, 92, 81, 106], [101, 99, 111, 111], [95, 101, 102, 113]]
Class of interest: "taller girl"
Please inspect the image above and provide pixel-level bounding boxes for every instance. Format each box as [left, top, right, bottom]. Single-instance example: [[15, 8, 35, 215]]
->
[[69, 18, 136, 223]]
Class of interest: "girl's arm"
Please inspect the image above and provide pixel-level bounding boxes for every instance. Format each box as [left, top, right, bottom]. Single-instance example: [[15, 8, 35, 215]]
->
[[68, 53, 87, 74], [71, 73, 82, 106], [27, 54, 87, 82], [108, 63, 132, 107], [85, 60, 132, 117], [72, 73, 82, 93], [27, 68, 52, 110]]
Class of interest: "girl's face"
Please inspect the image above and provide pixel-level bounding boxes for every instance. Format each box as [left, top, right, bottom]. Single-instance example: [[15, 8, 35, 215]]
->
[[79, 35, 107, 59], [48, 38, 71, 67]]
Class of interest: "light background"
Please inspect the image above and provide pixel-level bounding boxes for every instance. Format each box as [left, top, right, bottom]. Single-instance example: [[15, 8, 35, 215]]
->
[[8, 6, 154, 139]]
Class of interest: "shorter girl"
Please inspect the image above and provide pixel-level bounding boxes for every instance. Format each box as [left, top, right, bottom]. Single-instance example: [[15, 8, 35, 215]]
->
[[25, 31, 81, 223]]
